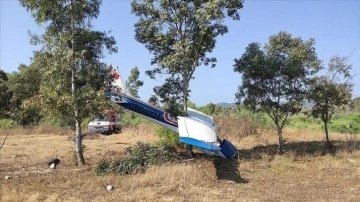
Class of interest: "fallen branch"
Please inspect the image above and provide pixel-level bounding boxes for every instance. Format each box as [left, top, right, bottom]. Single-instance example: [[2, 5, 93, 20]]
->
[[0, 122, 14, 150], [0, 128, 11, 150]]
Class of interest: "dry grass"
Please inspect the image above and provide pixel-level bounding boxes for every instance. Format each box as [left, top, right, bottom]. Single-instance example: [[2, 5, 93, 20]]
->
[[1, 124, 360, 202]]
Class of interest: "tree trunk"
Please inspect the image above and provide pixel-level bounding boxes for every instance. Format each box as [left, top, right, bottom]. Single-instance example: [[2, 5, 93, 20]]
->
[[75, 118, 85, 165], [183, 85, 188, 115], [276, 125, 285, 154], [72, 67, 85, 165], [324, 119, 330, 144], [183, 96, 188, 114], [70, 7, 85, 165], [183, 77, 192, 157], [323, 118, 333, 153]]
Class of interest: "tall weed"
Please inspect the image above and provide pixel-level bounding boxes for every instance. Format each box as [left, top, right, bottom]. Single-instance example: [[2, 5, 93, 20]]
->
[[215, 107, 272, 139]]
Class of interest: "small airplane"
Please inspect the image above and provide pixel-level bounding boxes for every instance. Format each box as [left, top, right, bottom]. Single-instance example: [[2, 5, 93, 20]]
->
[[105, 67, 237, 159]]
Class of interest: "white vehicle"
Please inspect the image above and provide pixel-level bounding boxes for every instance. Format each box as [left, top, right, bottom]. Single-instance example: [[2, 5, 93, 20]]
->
[[88, 111, 120, 135]]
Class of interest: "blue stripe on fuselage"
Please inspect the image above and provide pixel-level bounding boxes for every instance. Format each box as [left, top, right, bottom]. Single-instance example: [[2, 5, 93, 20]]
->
[[106, 91, 178, 128]]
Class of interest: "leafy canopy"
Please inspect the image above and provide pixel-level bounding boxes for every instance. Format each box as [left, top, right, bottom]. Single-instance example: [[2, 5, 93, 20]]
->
[[234, 31, 321, 151], [308, 56, 353, 122], [132, 0, 243, 114], [234, 31, 320, 120], [20, 0, 117, 126], [126, 66, 144, 98]]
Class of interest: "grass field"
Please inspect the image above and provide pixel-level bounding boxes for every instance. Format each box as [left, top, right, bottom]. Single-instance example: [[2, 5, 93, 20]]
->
[[1, 124, 360, 202]]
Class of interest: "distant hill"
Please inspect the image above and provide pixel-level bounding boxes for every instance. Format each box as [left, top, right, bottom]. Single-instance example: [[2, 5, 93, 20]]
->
[[216, 102, 236, 108]]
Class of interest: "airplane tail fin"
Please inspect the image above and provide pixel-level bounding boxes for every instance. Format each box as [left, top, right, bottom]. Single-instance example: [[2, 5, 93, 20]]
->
[[111, 67, 127, 94]]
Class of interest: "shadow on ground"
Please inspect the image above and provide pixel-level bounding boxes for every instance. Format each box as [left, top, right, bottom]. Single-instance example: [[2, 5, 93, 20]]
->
[[238, 139, 360, 160], [213, 158, 248, 183]]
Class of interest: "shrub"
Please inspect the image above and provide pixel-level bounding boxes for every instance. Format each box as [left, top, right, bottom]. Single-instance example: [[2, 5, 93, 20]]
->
[[81, 117, 91, 130], [287, 114, 322, 130], [120, 111, 149, 128], [0, 119, 16, 129], [330, 113, 360, 134], [93, 142, 182, 175], [287, 112, 360, 134], [93, 159, 111, 175], [155, 126, 183, 147]]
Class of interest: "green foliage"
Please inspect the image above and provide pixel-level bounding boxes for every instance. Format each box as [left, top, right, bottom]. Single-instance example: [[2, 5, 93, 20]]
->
[[5, 63, 43, 126], [81, 117, 91, 130], [287, 114, 323, 130], [93, 142, 181, 175], [199, 103, 220, 116], [163, 98, 185, 117], [330, 113, 360, 134], [308, 56, 353, 143], [14, 104, 42, 126], [20, 0, 118, 165], [234, 32, 320, 116], [0, 119, 16, 129], [126, 66, 144, 98], [120, 111, 149, 128], [0, 69, 11, 118], [186, 100, 198, 110], [287, 113, 360, 134], [132, 0, 243, 114], [21, 0, 117, 125], [93, 159, 111, 175], [6, 64, 41, 109], [234, 31, 321, 151], [156, 126, 182, 147], [234, 106, 273, 130], [351, 97, 360, 113]]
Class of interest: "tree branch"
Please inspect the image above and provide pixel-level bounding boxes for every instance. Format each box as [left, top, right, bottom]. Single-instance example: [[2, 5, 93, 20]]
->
[[0, 124, 13, 150]]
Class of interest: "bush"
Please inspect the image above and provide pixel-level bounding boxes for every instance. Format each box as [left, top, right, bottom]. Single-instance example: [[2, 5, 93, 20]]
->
[[330, 113, 360, 134], [287, 114, 322, 130], [120, 111, 149, 128], [0, 119, 16, 129], [93, 142, 181, 175], [287, 113, 360, 134], [93, 159, 111, 175], [81, 117, 91, 130], [155, 126, 183, 147]]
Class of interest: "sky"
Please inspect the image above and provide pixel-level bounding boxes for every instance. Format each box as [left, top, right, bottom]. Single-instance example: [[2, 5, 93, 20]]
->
[[1, 0, 359, 106]]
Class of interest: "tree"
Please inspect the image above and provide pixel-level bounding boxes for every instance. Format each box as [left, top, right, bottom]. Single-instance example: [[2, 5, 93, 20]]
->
[[199, 102, 222, 115], [21, 0, 117, 165], [124, 66, 144, 120], [234, 31, 321, 153], [126, 66, 144, 98], [131, 0, 243, 115], [350, 97, 360, 113], [6, 64, 42, 125], [308, 56, 353, 151], [0, 69, 11, 118]]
